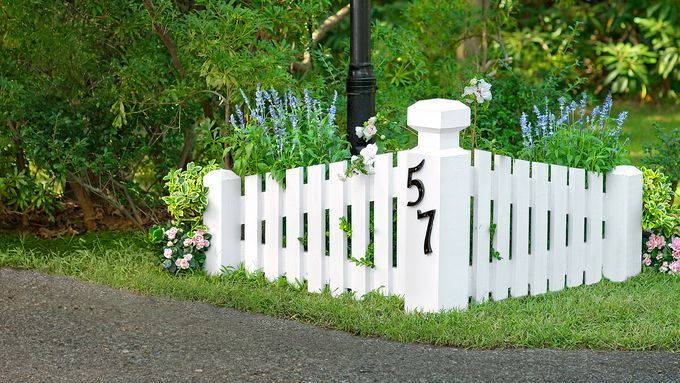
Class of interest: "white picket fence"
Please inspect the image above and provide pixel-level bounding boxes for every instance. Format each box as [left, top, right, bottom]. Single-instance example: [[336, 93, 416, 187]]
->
[[203, 98, 643, 312]]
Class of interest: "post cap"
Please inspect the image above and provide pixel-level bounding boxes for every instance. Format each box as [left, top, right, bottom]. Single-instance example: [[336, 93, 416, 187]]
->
[[407, 99, 470, 132]]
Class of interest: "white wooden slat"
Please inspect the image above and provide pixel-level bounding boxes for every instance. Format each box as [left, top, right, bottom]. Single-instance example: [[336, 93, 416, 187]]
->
[[511, 159, 530, 297], [373, 153, 393, 294], [328, 161, 348, 296], [264, 174, 284, 281], [530, 162, 549, 295], [491, 155, 512, 300], [585, 172, 604, 284], [307, 164, 326, 293], [567, 168, 586, 287], [393, 151, 408, 296], [549, 165, 568, 292], [244, 174, 262, 272], [472, 150, 492, 302], [350, 172, 371, 297], [285, 167, 304, 284]]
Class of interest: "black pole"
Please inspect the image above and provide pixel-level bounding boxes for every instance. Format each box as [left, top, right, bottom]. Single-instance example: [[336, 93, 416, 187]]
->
[[346, 0, 376, 155]]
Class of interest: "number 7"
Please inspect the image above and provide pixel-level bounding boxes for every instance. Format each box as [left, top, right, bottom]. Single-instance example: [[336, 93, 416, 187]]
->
[[417, 209, 435, 254]]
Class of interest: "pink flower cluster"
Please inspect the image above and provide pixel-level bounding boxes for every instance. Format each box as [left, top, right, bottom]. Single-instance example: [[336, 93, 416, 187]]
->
[[642, 234, 680, 275], [671, 237, 680, 260], [165, 227, 179, 240], [175, 253, 193, 270], [183, 230, 210, 250], [646, 234, 665, 252]]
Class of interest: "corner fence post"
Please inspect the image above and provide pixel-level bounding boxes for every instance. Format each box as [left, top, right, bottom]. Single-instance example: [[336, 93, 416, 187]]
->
[[203, 169, 242, 275], [603, 165, 643, 281], [404, 99, 471, 312]]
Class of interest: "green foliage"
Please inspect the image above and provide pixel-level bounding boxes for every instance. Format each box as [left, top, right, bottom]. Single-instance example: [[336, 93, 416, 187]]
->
[[0, 169, 60, 221], [339, 216, 375, 268], [161, 162, 218, 225], [643, 125, 680, 193], [641, 168, 679, 238], [507, 0, 679, 100]]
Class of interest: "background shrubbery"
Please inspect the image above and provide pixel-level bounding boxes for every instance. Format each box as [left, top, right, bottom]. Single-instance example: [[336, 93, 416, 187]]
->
[[0, 0, 677, 232]]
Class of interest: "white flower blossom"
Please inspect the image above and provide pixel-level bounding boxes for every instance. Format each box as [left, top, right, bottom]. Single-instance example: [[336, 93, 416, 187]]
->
[[360, 143, 378, 167], [355, 116, 378, 142], [462, 78, 492, 104]]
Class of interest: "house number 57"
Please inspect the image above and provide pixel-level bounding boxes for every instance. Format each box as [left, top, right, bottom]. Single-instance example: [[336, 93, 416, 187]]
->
[[407, 159, 436, 254]]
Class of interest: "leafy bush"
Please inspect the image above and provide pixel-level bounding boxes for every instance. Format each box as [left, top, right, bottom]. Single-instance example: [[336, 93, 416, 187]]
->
[[517, 93, 629, 173], [643, 125, 679, 199], [224, 87, 350, 182], [0, 169, 60, 223], [161, 162, 219, 225], [642, 168, 679, 238]]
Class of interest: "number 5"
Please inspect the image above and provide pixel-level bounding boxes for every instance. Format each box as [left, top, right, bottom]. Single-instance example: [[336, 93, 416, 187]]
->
[[407, 159, 425, 206]]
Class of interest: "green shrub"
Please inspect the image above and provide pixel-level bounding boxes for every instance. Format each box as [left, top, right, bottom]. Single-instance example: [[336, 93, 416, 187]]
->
[[642, 167, 679, 237], [161, 162, 219, 226]]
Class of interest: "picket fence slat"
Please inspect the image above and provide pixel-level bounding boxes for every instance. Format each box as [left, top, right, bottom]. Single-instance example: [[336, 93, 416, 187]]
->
[[244, 174, 262, 272], [285, 167, 304, 284], [491, 155, 511, 300], [350, 173, 371, 297], [585, 172, 604, 284], [307, 164, 326, 292], [530, 162, 550, 295], [393, 151, 408, 296], [567, 168, 586, 287], [511, 159, 530, 297], [264, 174, 284, 281], [550, 165, 568, 292], [373, 153, 393, 294], [472, 150, 492, 302], [328, 161, 348, 296]]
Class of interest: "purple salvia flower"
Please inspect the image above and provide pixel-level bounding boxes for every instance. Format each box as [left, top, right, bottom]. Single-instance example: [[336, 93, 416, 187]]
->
[[580, 93, 587, 116], [614, 111, 628, 138], [303, 89, 312, 122], [240, 88, 253, 114], [590, 106, 600, 131], [558, 97, 566, 118], [328, 90, 338, 126], [520, 112, 533, 148], [235, 105, 246, 130]]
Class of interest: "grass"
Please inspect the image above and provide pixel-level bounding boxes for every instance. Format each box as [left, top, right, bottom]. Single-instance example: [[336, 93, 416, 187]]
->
[[616, 100, 680, 163], [1, 231, 679, 351]]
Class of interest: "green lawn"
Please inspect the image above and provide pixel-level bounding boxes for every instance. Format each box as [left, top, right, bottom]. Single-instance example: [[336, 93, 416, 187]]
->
[[615, 100, 680, 163], [1, 231, 678, 351]]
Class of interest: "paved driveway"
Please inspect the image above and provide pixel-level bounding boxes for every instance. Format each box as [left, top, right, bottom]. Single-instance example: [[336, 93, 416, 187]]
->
[[1, 268, 678, 382]]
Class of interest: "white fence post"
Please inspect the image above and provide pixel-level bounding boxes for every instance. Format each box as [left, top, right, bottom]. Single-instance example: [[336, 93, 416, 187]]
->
[[603, 165, 643, 281], [203, 169, 242, 275], [403, 99, 471, 312]]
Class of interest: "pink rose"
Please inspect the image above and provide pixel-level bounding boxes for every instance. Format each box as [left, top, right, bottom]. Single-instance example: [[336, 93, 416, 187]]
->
[[674, 250, 680, 260], [163, 248, 173, 258], [646, 234, 665, 252], [175, 258, 182, 267], [203, 239, 210, 248], [193, 234, 205, 243], [670, 237, 680, 253], [184, 253, 193, 261], [656, 253, 663, 260], [183, 238, 192, 247], [165, 227, 178, 240], [180, 259, 189, 269], [194, 230, 205, 236], [642, 258, 652, 266], [669, 260, 680, 274]]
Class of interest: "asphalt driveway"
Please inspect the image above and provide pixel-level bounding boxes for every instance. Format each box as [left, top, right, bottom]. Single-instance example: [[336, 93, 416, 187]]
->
[[1, 268, 678, 382]]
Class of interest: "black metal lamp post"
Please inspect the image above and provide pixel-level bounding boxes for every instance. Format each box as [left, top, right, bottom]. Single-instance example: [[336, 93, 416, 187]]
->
[[346, 0, 376, 155]]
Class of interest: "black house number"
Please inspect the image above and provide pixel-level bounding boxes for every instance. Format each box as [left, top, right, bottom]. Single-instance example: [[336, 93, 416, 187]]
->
[[407, 159, 436, 254]]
